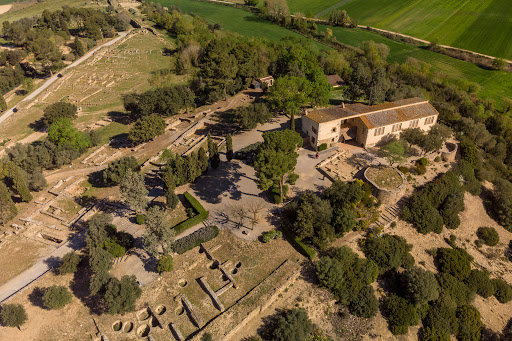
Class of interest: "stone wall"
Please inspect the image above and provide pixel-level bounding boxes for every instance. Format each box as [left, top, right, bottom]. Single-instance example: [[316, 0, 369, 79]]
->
[[364, 167, 407, 205]]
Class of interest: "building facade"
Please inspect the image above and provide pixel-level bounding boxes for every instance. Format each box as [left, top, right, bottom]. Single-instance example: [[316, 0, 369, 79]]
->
[[302, 98, 439, 149]]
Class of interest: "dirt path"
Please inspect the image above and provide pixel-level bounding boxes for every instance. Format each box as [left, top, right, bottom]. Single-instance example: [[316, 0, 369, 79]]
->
[[0, 4, 12, 15]]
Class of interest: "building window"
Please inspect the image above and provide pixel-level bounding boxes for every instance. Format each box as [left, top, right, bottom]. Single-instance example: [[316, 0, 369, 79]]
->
[[409, 119, 419, 128], [332, 127, 337, 132], [312, 126, 317, 134], [331, 138, 335, 142], [425, 116, 435, 125], [374, 127, 385, 136], [312, 137, 315, 144], [392, 123, 402, 132]]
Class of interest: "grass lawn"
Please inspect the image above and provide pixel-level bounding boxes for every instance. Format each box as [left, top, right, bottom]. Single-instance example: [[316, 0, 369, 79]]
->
[[0, 0, 15, 5], [366, 167, 403, 190], [321, 25, 512, 108], [296, 0, 512, 60]]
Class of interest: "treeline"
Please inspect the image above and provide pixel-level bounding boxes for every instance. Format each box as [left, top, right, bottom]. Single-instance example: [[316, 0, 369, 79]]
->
[[0, 7, 129, 96]]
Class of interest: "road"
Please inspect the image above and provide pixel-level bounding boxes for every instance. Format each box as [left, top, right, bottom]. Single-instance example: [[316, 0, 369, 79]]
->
[[0, 31, 130, 126]]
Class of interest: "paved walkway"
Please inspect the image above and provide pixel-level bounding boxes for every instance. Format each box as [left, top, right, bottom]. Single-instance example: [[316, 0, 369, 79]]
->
[[0, 230, 86, 303], [0, 31, 130, 126]]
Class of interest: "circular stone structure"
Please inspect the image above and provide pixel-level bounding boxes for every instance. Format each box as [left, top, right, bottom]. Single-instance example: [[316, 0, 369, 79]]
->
[[442, 142, 457, 162], [364, 166, 407, 205]]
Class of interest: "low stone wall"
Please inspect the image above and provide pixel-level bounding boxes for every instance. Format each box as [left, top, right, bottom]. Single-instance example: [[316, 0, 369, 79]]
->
[[442, 142, 457, 162], [364, 167, 407, 205]]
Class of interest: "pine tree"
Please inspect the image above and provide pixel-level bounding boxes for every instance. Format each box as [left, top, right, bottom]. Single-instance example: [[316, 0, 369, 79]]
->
[[226, 134, 233, 161]]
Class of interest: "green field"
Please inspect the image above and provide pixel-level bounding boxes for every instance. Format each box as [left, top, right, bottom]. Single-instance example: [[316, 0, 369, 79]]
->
[[151, 0, 324, 47], [289, 0, 512, 60], [321, 25, 512, 105], [0, 0, 15, 5]]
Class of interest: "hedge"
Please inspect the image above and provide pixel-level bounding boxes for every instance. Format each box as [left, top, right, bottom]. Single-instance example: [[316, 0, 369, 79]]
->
[[280, 223, 317, 260], [174, 225, 219, 254], [173, 192, 209, 235]]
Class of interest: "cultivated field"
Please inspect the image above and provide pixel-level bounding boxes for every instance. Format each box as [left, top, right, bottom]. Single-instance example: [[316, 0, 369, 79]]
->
[[289, 0, 512, 60]]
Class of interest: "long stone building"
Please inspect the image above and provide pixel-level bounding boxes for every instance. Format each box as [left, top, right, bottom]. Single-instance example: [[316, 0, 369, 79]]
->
[[301, 97, 439, 149]]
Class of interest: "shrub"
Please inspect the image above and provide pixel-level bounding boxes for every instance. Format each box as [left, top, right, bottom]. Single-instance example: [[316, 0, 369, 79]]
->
[[102, 156, 139, 185], [0, 304, 27, 327], [402, 267, 440, 305], [174, 225, 219, 254], [361, 234, 414, 272], [490, 179, 512, 232], [456, 305, 482, 341], [348, 285, 379, 318], [264, 308, 312, 341], [262, 230, 283, 243], [423, 293, 459, 335], [476, 227, 499, 246], [43, 285, 72, 310], [398, 165, 409, 174], [436, 273, 475, 306], [128, 114, 166, 144], [316, 247, 378, 317], [280, 223, 317, 260], [173, 192, 209, 235], [318, 143, 327, 151], [103, 238, 126, 257], [382, 294, 419, 335], [201, 334, 213, 341], [465, 270, 495, 298], [157, 255, 174, 273], [58, 252, 81, 274], [418, 157, 429, 166], [492, 278, 512, 303], [135, 214, 146, 225], [420, 327, 450, 341], [436, 248, 472, 281]]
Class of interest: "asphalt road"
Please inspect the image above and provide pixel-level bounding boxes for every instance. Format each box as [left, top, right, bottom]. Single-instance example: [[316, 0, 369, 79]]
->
[[0, 31, 130, 126]]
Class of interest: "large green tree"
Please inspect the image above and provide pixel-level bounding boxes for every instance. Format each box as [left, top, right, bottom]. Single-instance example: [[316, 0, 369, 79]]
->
[[47, 118, 91, 152], [102, 156, 139, 185], [103, 275, 141, 315], [0, 181, 18, 225], [254, 130, 302, 202], [264, 308, 312, 341], [120, 169, 148, 213], [128, 114, 166, 144], [42, 102, 77, 126], [143, 206, 175, 257], [0, 304, 27, 328]]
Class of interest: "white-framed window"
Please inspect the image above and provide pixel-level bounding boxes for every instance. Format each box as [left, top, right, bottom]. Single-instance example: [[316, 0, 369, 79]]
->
[[374, 127, 385, 136], [425, 116, 435, 125], [392, 123, 402, 132], [409, 119, 419, 128]]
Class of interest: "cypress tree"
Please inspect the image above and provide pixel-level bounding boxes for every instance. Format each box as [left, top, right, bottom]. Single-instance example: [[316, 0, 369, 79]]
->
[[0, 182, 17, 225], [198, 147, 209, 173], [226, 134, 233, 161], [74, 37, 85, 57]]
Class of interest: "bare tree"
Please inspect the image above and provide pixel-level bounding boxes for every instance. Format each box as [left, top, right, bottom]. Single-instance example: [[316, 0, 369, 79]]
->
[[246, 200, 267, 230]]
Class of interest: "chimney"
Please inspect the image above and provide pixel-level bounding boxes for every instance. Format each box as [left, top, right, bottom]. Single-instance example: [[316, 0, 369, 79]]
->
[[342, 102, 345, 108]]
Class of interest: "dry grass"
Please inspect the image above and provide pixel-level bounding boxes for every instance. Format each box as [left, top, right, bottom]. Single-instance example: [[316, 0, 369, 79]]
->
[[366, 167, 403, 189]]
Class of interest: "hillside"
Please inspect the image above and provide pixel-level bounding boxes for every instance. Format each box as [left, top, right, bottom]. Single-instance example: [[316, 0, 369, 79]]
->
[[288, 0, 512, 60]]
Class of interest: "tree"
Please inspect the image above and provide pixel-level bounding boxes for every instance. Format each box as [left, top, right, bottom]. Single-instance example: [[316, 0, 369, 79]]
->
[[436, 248, 472, 281], [0, 304, 27, 327], [476, 226, 499, 246], [0, 94, 6, 111], [0, 181, 18, 225], [345, 63, 371, 101], [378, 140, 407, 166], [328, 9, 352, 26], [423, 293, 459, 335], [48, 118, 91, 152], [465, 270, 495, 298], [207, 133, 220, 168], [120, 169, 148, 213], [254, 130, 302, 202], [143, 206, 175, 257], [103, 238, 126, 257], [436, 273, 475, 306], [492, 278, 512, 303], [42, 102, 77, 126], [74, 36, 85, 57], [367, 67, 389, 105], [493, 57, 505, 71], [58, 252, 81, 275], [233, 103, 273, 130], [128, 114, 166, 144], [88, 247, 113, 296], [264, 0, 289, 22], [4, 162, 32, 202], [43, 285, 72, 310], [402, 267, 440, 305], [226, 134, 233, 161], [103, 156, 139, 185], [349, 285, 379, 318], [361, 234, 415, 273], [456, 305, 482, 341], [382, 294, 419, 335], [198, 147, 209, 173], [157, 254, 174, 272], [265, 308, 312, 341], [420, 327, 450, 341], [103, 275, 142, 315], [490, 179, 512, 232]]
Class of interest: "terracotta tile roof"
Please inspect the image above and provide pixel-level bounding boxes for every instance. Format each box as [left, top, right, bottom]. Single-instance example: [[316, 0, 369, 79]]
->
[[326, 74, 346, 87], [304, 98, 437, 128]]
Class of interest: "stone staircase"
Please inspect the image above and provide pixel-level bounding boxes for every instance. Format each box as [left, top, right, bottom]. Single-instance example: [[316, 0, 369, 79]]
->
[[374, 197, 408, 228]]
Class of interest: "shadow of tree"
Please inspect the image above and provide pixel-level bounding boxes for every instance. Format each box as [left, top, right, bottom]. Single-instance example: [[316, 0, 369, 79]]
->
[[190, 161, 244, 204], [69, 260, 104, 315], [28, 287, 46, 309]]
